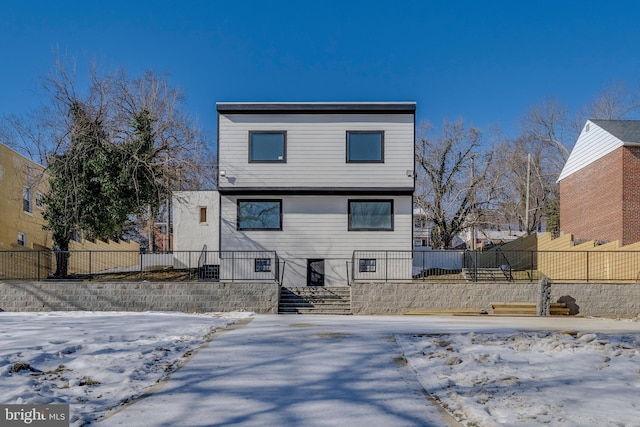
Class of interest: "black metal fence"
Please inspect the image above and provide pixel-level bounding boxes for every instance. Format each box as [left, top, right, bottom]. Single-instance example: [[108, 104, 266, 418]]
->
[[352, 249, 640, 283], [0, 250, 280, 282]]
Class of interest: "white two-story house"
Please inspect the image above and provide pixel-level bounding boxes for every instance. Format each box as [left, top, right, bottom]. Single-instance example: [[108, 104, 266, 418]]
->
[[217, 102, 416, 287]]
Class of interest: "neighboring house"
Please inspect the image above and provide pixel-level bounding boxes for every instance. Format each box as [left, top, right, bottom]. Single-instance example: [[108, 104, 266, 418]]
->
[[216, 102, 416, 286], [0, 142, 140, 279], [558, 119, 640, 245], [0, 143, 51, 251], [172, 190, 219, 253]]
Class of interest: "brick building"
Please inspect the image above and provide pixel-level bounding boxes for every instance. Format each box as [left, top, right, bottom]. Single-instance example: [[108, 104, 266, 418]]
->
[[558, 119, 640, 245]]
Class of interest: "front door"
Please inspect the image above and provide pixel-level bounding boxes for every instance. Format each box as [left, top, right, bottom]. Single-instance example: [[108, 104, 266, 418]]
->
[[307, 259, 325, 286]]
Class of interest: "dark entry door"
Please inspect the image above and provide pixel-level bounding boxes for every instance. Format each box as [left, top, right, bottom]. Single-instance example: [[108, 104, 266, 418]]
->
[[307, 259, 325, 286]]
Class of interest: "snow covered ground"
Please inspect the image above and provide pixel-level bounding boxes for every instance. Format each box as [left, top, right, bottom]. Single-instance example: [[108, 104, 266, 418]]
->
[[1, 312, 639, 426], [398, 330, 640, 426], [0, 311, 250, 426]]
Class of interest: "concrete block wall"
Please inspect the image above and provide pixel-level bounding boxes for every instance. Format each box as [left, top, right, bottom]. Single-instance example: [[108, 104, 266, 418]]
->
[[552, 283, 640, 318], [2, 281, 638, 318], [352, 281, 640, 318], [0, 281, 280, 314], [351, 282, 538, 315]]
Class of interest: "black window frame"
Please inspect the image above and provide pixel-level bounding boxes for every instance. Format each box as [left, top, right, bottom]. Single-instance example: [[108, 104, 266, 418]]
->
[[248, 131, 287, 163], [348, 199, 394, 231], [255, 258, 272, 273], [237, 199, 283, 231], [346, 131, 384, 163], [359, 259, 377, 273]]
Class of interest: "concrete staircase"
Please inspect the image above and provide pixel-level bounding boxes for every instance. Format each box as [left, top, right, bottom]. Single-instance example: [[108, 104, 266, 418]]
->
[[279, 286, 351, 315], [463, 267, 511, 282]]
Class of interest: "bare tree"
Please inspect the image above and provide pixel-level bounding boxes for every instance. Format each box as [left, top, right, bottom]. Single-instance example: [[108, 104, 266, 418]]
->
[[578, 80, 640, 123], [521, 96, 572, 169], [1, 55, 213, 272], [415, 119, 496, 249], [494, 136, 558, 235]]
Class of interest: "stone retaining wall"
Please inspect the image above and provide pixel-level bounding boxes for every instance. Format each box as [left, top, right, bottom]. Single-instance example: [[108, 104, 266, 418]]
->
[[351, 281, 640, 318], [2, 281, 639, 318], [0, 281, 280, 314]]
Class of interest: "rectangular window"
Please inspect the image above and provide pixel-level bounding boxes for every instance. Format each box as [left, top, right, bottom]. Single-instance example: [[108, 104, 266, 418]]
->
[[23, 187, 32, 213], [346, 131, 384, 163], [17, 232, 27, 247], [359, 259, 376, 273], [349, 200, 393, 231], [255, 259, 272, 272], [35, 192, 44, 209], [200, 207, 207, 223], [237, 200, 282, 230], [249, 131, 286, 162]]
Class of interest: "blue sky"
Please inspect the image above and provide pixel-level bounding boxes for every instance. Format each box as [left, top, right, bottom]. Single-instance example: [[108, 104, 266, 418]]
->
[[2, 0, 640, 147]]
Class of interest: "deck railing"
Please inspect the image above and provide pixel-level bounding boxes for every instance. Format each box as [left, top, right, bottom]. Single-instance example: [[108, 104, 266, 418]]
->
[[0, 250, 279, 282], [351, 249, 640, 283]]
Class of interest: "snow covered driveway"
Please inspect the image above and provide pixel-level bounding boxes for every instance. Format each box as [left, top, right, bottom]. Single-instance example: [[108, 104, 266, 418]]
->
[[2, 312, 639, 426], [100, 314, 451, 427]]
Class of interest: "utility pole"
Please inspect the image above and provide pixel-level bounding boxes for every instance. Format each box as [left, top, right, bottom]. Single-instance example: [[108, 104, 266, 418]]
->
[[470, 156, 476, 250], [525, 153, 531, 234]]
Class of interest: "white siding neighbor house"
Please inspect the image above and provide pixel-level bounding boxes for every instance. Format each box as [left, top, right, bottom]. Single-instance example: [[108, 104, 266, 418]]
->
[[217, 102, 416, 286], [172, 190, 219, 252]]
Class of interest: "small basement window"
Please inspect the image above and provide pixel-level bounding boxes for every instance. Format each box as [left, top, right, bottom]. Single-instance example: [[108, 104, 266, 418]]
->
[[359, 259, 376, 273], [255, 259, 272, 272]]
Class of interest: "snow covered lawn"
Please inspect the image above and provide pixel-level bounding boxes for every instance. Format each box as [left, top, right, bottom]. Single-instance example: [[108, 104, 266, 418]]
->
[[398, 330, 640, 427], [1, 312, 639, 426], [0, 311, 249, 426]]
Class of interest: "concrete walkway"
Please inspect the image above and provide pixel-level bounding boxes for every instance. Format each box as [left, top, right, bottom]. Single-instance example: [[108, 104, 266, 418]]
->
[[99, 315, 463, 426], [99, 315, 640, 427]]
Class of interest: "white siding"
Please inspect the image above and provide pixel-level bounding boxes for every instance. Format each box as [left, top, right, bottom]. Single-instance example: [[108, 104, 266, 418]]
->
[[558, 120, 624, 181], [218, 113, 414, 188], [172, 191, 219, 252], [220, 194, 413, 286]]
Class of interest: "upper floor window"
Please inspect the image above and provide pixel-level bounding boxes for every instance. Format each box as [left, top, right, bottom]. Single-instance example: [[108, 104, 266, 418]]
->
[[346, 131, 384, 163], [237, 199, 282, 230], [35, 192, 44, 210], [23, 187, 32, 214], [348, 200, 393, 231], [200, 207, 208, 223], [249, 131, 286, 163]]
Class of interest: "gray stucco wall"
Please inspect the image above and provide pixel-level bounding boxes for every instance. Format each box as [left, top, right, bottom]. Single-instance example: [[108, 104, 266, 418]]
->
[[0, 282, 280, 314], [351, 281, 640, 318]]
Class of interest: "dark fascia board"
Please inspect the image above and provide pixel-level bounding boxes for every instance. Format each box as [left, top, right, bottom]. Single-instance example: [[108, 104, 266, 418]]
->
[[218, 187, 415, 196], [216, 102, 416, 115]]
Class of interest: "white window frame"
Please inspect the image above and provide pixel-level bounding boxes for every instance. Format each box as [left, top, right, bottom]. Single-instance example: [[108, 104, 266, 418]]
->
[[23, 187, 32, 214]]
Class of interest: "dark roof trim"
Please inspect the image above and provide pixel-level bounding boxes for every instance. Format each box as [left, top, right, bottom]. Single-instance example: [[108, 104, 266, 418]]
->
[[218, 187, 414, 196], [590, 119, 640, 144], [216, 102, 416, 115]]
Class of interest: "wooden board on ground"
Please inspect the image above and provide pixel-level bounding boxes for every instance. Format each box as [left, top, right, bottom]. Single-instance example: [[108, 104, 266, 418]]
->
[[404, 308, 488, 316]]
